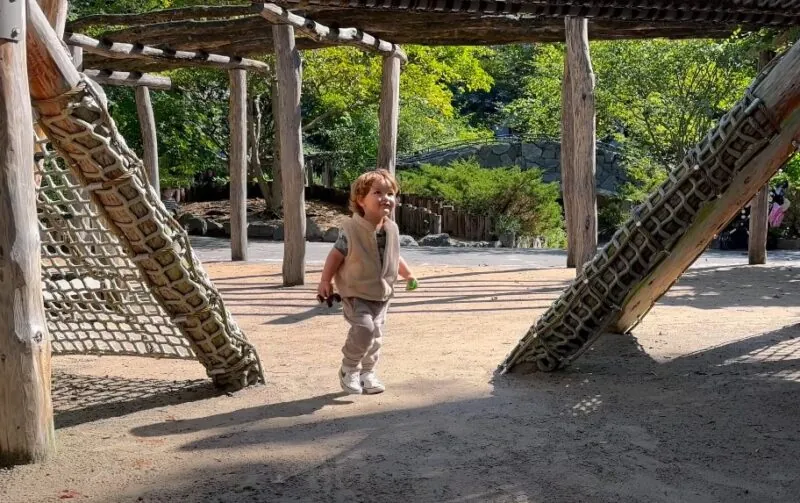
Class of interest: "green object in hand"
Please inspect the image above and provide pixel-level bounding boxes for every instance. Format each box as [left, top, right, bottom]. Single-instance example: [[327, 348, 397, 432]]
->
[[406, 278, 418, 291]]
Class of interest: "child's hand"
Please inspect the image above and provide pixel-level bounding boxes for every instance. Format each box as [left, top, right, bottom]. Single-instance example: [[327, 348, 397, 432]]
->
[[317, 281, 334, 299]]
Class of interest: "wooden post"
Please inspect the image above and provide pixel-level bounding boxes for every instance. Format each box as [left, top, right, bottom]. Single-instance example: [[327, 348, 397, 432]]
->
[[561, 40, 576, 267], [269, 78, 283, 214], [0, 13, 55, 466], [564, 16, 597, 272], [273, 25, 306, 286], [134, 86, 159, 194], [69, 45, 83, 71], [377, 53, 401, 173], [229, 69, 248, 261], [748, 50, 776, 265]]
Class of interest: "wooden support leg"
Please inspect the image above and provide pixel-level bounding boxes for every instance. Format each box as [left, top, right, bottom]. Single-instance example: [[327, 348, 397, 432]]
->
[[0, 13, 55, 466], [135, 86, 160, 194], [273, 25, 306, 286], [747, 50, 776, 265], [561, 47, 576, 268], [564, 16, 597, 272], [378, 52, 401, 174], [229, 69, 248, 261]]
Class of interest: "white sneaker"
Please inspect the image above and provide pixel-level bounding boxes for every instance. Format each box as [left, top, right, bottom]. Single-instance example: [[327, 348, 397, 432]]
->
[[360, 371, 385, 395], [339, 367, 362, 395]]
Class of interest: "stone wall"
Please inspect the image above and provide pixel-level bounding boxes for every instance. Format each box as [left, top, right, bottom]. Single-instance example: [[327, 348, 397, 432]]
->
[[398, 140, 627, 196]]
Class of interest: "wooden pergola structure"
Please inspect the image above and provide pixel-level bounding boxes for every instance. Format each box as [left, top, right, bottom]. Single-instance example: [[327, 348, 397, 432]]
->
[[2, 0, 799, 466]]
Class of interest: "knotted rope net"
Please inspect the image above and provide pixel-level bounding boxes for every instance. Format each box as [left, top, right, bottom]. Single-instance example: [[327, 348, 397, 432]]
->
[[33, 77, 263, 389]]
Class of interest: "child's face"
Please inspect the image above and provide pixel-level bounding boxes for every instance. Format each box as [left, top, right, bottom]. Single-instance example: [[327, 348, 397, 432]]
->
[[358, 178, 396, 220]]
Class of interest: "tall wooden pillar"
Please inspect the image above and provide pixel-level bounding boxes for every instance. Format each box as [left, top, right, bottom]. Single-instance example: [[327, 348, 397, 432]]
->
[[561, 49, 576, 268], [229, 69, 248, 261], [563, 16, 597, 272], [272, 25, 306, 286], [0, 9, 55, 466], [378, 53, 401, 174], [135, 86, 159, 194], [269, 78, 283, 214], [748, 50, 776, 265]]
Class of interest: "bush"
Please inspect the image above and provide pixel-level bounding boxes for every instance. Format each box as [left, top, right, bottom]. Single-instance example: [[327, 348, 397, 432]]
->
[[399, 159, 565, 247]]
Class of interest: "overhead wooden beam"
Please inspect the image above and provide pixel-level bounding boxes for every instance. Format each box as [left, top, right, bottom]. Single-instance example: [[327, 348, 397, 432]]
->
[[273, 24, 306, 286], [83, 69, 173, 90], [257, 3, 407, 61], [564, 16, 597, 271], [67, 5, 257, 31], [229, 69, 248, 262], [1, 0, 55, 467], [135, 86, 160, 194], [748, 50, 777, 265], [65, 32, 270, 73]]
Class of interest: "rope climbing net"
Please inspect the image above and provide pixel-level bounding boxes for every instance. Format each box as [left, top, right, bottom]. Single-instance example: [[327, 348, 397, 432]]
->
[[35, 130, 195, 360]]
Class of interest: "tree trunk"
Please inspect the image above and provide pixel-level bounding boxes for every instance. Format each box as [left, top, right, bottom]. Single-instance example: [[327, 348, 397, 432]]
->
[[269, 79, 283, 215], [564, 16, 597, 272], [0, 12, 55, 467], [561, 48, 576, 268], [135, 86, 159, 194], [273, 25, 306, 286], [248, 94, 270, 204], [378, 53, 401, 174], [229, 69, 248, 261], [747, 49, 776, 265]]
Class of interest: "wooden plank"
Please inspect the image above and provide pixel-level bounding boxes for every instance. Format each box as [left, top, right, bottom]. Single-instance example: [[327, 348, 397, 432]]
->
[[134, 86, 160, 194], [229, 69, 248, 261], [273, 24, 306, 286], [69, 45, 83, 71], [67, 5, 258, 31], [0, 3, 55, 467], [747, 50, 776, 265], [66, 32, 270, 73], [83, 69, 172, 90], [564, 16, 597, 272], [258, 3, 406, 60], [612, 41, 800, 333], [378, 53, 401, 174]]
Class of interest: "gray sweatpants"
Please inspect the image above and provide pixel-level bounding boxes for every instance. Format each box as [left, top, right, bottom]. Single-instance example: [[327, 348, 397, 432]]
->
[[341, 297, 390, 372]]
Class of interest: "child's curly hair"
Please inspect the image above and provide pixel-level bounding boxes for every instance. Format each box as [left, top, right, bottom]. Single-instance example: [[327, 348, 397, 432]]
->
[[348, 169, 400, 216]]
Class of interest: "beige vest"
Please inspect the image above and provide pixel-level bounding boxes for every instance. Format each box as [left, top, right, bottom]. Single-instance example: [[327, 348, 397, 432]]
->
[[335, 214, 400, 302]]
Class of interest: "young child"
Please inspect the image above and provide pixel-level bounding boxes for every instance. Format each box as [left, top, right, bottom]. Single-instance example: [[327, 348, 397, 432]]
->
[[317, 169, 415, 395]]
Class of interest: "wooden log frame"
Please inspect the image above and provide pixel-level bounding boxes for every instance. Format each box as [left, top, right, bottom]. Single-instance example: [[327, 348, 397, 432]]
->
[[273, 24, 306, 286], [229, 69, 248, 261], [257, 3, 407, 61], [25, 0, 264, 389], [747, 50, 777, 265], [0, 0, 55, 467], [560, 44, 576, 268], [501, 39, 800, 374], [563, 16, 597, 271], [66, 32, 270, 73], [135, 86, 160, 193], [83, 69, 173, 90], [378, 53, 402, 174]]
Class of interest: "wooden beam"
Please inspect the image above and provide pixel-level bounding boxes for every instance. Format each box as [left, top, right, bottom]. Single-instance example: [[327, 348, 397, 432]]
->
[[270, 78, 283, 215], [257, 3, 407, 61], [83, 70, 173, 90], [747, 50, 777, 265], [39, 0, 68, 38], [377, 53, 401, 175], [612, 42, 800, 334], [273, 24, 306, 286], [67, 5, 257, 31], [564, 16, 597, 271], [69, 44, 83, 71], [135, 86, 160, 194], [561, 47, 576, 268], [229, 69, 248, 261], [1, 2, 55, 467], [65, 32, 270, 73]]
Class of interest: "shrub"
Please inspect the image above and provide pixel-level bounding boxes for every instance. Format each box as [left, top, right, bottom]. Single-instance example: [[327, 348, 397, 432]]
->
[[399, 159, 565, 247]]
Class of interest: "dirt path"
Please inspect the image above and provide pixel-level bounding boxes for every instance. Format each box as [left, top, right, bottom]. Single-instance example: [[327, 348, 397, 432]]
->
[[2, 263, 800, 502]]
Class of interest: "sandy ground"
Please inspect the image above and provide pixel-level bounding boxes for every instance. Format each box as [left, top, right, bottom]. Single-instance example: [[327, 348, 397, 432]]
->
[[2, 262, 800, 502]]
